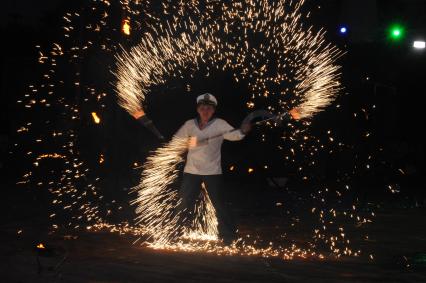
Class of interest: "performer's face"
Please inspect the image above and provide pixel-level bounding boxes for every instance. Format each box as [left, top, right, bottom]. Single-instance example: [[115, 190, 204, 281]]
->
[[197, 104, 215, 122]]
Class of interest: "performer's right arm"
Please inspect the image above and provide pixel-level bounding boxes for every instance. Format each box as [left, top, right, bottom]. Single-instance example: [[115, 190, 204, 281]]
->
[[174, 121, 197, 148], [174, 121, 189, 138]]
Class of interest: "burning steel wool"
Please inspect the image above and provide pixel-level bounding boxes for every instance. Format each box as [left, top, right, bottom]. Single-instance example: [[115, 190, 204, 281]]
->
[[129, 136, 220, 245], [112, 0, 355, 257], [14, 0, 377, 260], [114, 1, 344, 120]]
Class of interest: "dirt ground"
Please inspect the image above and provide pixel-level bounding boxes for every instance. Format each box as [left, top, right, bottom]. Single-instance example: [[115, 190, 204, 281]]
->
[[2, 208, 426, 283]]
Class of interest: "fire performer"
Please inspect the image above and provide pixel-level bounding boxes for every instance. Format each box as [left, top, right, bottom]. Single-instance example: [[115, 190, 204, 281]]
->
[[173, 93, 250, 243], [132, 93, 300, 244], [173, 93, 300, 244]]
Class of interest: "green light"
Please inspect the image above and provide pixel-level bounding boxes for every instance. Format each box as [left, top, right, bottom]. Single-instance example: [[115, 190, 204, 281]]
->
[[389, 24, 405, 41]]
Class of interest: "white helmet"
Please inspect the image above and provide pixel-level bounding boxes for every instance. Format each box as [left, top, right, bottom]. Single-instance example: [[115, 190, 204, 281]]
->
[[196, 93, 217, 106]]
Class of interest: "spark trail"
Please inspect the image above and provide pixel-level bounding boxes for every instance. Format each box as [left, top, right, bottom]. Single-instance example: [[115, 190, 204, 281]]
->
[[15, 0, 377, 260]]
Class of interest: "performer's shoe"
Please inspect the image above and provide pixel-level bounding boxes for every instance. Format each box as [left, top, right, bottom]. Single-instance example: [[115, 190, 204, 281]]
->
[[221, 231, 236, 246], [222, 236, 234, 246]]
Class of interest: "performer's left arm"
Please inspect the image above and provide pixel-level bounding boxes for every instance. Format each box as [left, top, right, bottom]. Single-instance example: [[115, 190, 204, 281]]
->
[[222, 120, 249, 141]]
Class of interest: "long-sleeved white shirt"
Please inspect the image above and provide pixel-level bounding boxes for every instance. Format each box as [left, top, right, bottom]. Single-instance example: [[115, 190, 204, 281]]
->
[[174, 118, 245, 175]]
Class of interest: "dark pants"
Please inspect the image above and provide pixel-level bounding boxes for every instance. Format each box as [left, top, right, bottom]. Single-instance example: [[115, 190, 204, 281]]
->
[[177, 173, 236, 239]]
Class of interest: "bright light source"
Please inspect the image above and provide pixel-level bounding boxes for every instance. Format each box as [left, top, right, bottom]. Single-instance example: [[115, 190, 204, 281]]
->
[[388, 24, 405, 41], [91, 112, 101, 124], [413, 41, 425, 49], [36, 243, 46, 249], [339, 26, 348, 34], [122, 19, 131, 35]]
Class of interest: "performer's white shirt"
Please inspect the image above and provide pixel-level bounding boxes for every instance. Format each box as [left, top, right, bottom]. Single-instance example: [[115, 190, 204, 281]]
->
[[174, 118, 245, 175]]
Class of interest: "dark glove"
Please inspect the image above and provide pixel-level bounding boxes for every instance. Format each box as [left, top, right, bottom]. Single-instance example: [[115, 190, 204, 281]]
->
[[137, 115, 165, 141], [278, 111, 292, 122], [240, 123, 252, 134]]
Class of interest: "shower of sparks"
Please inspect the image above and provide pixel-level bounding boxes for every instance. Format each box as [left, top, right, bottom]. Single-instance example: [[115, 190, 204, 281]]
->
[[131, 137, 190, 244], [115, 0, 344, 120], [115, 0, 349, 251], [130, 137, 220, 245], [14, 0, 378, 260]]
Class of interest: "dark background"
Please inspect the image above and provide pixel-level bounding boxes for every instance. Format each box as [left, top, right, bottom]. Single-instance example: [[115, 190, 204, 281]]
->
[[1, 0, 425, 227]]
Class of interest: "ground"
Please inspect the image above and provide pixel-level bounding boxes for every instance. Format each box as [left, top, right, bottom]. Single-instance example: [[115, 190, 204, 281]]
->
[[2, 208, 426, 282]]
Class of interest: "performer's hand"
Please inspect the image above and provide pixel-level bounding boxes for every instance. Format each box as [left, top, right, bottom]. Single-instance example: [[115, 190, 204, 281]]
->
[[132, 109, 145, 119], [289, 108, 301, 120], [241, 122, 252, 134], [188, 136, 197, 148]]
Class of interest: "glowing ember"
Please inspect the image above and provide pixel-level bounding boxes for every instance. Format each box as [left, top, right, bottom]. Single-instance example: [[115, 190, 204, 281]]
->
[[122, 19, 131, 36], [36, 243, 46, 249], [91, 112, 101, 124]]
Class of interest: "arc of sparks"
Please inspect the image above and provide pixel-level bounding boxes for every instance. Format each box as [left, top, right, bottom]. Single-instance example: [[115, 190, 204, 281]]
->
[[114, 0, 344, 246]]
